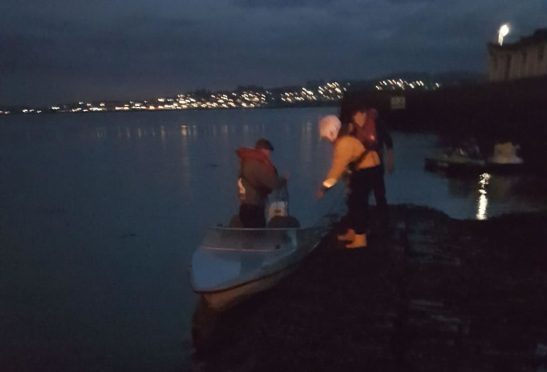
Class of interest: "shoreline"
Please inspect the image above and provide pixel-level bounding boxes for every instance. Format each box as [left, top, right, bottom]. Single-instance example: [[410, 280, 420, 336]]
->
[[192, 205, 547, 371]]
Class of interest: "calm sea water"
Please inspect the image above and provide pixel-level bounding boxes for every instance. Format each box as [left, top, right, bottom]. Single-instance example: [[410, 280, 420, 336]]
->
[[1, 108, 546, 371]]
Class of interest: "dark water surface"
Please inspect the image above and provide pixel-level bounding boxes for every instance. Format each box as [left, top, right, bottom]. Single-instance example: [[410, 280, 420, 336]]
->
[[1, 108, 546, 371]]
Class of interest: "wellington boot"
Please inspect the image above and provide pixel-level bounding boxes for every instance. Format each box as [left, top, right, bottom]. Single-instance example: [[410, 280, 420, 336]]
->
[[337, 229, 356, 242], [345, 234, 367, 249]]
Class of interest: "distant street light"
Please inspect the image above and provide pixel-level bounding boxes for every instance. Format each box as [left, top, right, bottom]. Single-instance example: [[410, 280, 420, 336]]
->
[[498, 24, 510, 46]]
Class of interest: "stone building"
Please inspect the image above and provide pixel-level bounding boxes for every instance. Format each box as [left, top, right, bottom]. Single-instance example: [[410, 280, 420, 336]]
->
[[487, 28, 547, 82]]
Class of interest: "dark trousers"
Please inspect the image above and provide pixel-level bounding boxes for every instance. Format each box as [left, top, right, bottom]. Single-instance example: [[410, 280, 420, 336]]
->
[[373, 165, 389, 229], [346, 166, 385, 234], [239, 204, 266, 228]]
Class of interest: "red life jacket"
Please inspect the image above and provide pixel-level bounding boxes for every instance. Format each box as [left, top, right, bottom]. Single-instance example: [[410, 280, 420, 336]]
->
[[235, 148, 278, 201], [354, 109, 378, 150], [235, 148, 276, 175]]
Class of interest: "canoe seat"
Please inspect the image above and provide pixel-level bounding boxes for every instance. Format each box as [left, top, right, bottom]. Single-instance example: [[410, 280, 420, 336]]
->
[[267, 215, 300, 228]]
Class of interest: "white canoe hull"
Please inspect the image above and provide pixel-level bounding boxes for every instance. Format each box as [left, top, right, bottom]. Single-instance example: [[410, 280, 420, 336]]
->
[[190, 226, 325, 311], [200, 264, 297, 311]]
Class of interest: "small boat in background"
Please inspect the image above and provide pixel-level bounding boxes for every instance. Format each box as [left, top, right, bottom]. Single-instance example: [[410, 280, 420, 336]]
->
[[425, 148, 486, 174], [190, 225, 326, 311], [425, 142, 526, 175], [485, 142, 524, 173]]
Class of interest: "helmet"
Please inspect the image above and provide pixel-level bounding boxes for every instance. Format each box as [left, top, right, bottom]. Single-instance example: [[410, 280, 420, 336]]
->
[[318, 115, 341, 142]]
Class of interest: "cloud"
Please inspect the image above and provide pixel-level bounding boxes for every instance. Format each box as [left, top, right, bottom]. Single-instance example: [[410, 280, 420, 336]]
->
[[383, 0, 436, 3], [233, 0, 334, 9], [1, 0, 546, 105]]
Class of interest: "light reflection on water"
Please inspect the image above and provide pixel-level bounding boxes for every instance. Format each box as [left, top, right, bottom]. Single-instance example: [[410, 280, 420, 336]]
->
[[0, 108, 546, 371], [476, 173, 491, 220]]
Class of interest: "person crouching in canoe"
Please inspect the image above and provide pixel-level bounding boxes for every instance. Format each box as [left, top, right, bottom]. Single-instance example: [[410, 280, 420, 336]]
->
[[236, 138, 287, 228], [316, 107, 381, 248]]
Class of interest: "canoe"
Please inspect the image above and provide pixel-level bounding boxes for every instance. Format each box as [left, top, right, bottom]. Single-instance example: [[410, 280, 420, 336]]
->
[[190, 225, 326, 311]]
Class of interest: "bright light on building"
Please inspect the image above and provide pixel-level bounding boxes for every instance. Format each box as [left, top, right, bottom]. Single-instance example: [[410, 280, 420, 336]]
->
[[498, 24, 510, 46]]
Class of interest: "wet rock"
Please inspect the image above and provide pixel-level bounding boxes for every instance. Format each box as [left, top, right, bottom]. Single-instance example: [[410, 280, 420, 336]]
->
[[192, 205, 547, 372]]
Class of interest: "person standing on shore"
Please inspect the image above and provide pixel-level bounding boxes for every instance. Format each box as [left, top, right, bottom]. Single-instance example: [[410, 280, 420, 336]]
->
[[316, 108, 381, 249], [352, 107, 394, 233], [236, 138, 286, 228]]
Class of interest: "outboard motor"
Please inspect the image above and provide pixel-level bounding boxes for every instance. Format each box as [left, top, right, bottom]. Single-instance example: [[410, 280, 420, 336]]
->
[[267, 184, 300, 228]]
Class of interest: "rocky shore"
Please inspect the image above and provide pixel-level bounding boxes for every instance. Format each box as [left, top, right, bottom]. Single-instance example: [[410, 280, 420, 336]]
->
[[192, 205, 547, 372]]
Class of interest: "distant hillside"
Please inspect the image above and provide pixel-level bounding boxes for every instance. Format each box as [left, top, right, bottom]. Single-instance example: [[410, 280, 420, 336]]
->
[[375, 71, 487, 86], [341, 71, 486, 93]]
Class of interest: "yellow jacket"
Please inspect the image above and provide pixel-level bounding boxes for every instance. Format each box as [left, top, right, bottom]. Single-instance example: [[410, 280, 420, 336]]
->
[[322, 135, 381, 189]]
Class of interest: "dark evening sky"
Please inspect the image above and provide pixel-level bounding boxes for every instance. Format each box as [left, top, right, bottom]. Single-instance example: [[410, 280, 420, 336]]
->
[[1, 0, 546, 106]]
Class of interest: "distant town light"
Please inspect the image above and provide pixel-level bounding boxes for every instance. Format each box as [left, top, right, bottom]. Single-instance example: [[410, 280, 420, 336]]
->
[[498, 24, 510, 46]]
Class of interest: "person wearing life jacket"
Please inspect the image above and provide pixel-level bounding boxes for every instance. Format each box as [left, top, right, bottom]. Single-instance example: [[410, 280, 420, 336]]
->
[[236, 138, 286, 228], [351, 107, 394, 232], [316, 107, 382, 249]]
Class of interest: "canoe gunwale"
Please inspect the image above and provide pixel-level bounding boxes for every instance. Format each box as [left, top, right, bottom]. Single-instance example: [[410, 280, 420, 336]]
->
[[190, 225, 325, 296], [192, 259, 300, 295]]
